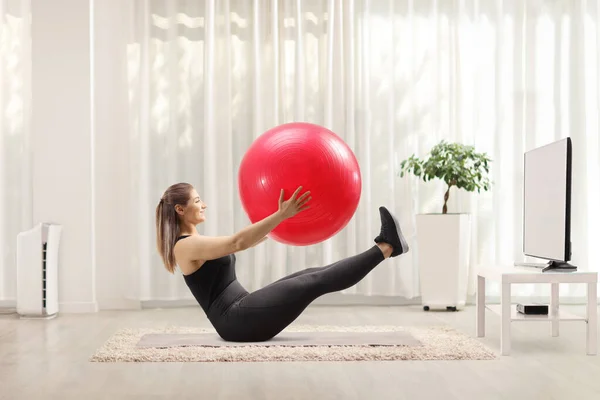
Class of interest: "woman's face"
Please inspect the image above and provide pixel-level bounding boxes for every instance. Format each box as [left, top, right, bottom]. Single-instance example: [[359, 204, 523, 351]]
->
[[176, 188, 207, 224]]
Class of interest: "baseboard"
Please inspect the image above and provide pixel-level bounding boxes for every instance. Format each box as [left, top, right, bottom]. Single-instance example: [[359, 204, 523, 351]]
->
[[0, 299, 16, 308], [142, 299, 198, 309], [141, 295, 424, 309], [311, 293, 421, 306], [97, 298, 142, 310], [0, 299, 16, 315], [59, 301, 99, 313], [1, 300, 100, 314], [140, 293, 599, 309]]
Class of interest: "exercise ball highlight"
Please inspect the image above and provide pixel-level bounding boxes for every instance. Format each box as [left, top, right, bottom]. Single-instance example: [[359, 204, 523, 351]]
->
[[238, 122, 361, 246]]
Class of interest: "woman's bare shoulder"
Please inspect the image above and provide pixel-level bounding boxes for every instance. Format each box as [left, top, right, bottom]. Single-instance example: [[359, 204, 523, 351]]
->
[[174, 235, 206, 274], [174, 234, 239, 262]]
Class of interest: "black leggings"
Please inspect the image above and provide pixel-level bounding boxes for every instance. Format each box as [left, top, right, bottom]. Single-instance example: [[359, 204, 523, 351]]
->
[[207, 245, 385, 342]]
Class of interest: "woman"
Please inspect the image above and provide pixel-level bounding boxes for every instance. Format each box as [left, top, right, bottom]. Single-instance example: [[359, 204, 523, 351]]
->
[[155, 182, 409, 342]]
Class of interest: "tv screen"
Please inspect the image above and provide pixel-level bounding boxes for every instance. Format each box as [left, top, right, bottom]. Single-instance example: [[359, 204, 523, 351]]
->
[[523, 137, 572, 262]]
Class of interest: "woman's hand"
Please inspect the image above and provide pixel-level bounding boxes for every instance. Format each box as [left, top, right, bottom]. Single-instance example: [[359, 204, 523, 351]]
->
[[278, 186, 311, 219]]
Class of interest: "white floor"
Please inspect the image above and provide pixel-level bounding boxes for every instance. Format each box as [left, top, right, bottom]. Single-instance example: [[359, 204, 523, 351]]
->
[[2, 304, 600, 400]]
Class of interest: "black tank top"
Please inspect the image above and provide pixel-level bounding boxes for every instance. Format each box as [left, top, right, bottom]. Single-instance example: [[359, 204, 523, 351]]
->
[[177, 235, 239, 313]]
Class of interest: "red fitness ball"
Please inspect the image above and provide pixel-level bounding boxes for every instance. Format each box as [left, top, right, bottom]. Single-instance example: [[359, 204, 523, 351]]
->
[[238, 122, 362, 246]]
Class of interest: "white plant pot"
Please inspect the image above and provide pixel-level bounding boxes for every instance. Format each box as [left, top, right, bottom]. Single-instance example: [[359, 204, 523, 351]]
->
[[416, 213, 471, 311]]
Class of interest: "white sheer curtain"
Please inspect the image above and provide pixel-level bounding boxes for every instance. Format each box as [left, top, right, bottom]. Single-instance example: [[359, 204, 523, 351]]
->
[[2, 0, 599, 310], [119, 0, 600, 303], [0, 0, 30, 307]]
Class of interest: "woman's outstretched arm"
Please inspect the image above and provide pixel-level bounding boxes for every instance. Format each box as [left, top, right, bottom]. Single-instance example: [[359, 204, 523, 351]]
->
[[176, 186, 311, 261], [249, 236, 268, 248]]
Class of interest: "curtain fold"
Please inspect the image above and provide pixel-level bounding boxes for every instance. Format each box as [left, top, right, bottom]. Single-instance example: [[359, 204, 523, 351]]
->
[[0, 0, 30, 305]]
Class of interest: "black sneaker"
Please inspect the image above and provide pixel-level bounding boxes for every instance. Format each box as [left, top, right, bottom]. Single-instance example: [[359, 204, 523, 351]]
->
[[374, 206, 409, 257]]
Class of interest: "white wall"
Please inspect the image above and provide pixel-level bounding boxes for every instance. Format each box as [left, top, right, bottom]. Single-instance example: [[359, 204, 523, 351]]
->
[[23, 0, 140, 312], [93, 0, 140, 310], [31, 0, 97, 313]]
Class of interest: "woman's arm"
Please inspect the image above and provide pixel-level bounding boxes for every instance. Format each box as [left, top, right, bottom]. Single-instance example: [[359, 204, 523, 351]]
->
[[248, 236, 268, 248], [232, 211, 284, 250], [177, 211, 283, 261], [177, 186, 310, 261]]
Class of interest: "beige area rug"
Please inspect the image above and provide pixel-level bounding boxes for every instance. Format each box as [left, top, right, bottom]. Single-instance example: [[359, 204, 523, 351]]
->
[[136, 330, 422, 348], [89, 325, 497, 362]]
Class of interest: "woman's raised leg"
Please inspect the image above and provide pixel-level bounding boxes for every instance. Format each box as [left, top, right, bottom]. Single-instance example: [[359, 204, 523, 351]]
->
[[222, 206, 409, 341]]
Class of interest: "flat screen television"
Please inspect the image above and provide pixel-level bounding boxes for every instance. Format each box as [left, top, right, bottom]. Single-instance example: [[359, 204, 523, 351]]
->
[[522, 137, 576, 272]]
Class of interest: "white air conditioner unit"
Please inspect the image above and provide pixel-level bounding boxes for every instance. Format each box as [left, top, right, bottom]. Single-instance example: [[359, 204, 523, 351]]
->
[[16, 223, 62, 319]]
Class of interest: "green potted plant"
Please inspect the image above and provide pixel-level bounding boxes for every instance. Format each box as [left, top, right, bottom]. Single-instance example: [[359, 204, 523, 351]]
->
[[399, 140, 492, 311]]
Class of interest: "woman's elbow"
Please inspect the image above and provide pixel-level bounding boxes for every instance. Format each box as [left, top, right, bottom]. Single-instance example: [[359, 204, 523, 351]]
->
[[232, 235, 248, 252]]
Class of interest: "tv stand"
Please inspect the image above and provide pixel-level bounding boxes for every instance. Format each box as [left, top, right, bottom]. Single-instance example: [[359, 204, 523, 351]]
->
[[513, 261, 578, 272], [542, 261, 578, 272], [476, 265, 597, 356]]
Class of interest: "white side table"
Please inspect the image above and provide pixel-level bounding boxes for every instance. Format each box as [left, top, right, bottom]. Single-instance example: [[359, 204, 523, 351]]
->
[[476, 265, 598, 356]]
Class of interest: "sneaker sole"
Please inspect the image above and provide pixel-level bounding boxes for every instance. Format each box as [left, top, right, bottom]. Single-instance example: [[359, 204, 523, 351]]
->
[[381, 207, 410, 256]]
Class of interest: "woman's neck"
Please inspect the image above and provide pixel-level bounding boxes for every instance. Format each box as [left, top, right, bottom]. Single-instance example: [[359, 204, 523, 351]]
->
[[179, 223, 197, 236]]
